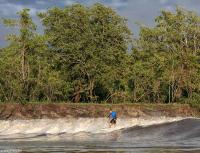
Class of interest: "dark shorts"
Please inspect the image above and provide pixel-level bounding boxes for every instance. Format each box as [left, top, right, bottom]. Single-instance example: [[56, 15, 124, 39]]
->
[[110, 118, 116, 124]]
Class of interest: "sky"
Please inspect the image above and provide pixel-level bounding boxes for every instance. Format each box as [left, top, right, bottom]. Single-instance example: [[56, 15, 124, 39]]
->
[[1, 0, 200, 47]]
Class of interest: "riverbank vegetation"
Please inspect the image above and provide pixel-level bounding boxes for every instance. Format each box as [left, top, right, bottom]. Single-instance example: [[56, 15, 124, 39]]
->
[[0, 4, 200, 105]]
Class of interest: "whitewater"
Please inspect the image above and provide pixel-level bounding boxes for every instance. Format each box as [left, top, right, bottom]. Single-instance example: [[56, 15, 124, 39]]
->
[[0, 117, 199, 153]]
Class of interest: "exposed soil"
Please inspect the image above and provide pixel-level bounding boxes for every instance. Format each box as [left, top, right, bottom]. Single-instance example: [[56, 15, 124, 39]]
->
[[0, 103, 199, 120]]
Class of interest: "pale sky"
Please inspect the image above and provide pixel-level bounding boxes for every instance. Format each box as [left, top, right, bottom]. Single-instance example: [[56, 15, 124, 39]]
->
[[1, 0, 200, 47]]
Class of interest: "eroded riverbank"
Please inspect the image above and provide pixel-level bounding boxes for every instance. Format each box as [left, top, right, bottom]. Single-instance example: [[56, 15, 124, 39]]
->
[[0, 103, 199, 120]]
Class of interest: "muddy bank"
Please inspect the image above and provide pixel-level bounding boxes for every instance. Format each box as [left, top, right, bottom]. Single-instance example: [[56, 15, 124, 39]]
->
[[0, 103, 199, 120]]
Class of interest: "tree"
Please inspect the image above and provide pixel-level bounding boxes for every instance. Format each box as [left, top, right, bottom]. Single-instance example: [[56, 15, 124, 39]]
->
[[1, 9, 72, 102], [132, 7, 200, 103], [39, 3, 131, 102]]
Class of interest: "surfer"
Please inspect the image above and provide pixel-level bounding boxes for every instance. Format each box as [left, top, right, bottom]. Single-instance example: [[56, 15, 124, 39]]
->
[[108, 109, 117, 127]]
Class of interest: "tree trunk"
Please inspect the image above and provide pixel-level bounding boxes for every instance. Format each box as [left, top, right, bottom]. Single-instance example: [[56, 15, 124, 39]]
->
[[133, 80, 136, 102], [89, 79, 94, 101], [21, 45, 26, 81], [74, 88, 81, 103], [168, 84, 171, 103], [74, 81, 82, 103]]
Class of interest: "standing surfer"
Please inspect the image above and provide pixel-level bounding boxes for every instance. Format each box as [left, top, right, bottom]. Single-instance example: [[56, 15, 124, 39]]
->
[[108, 109, 117, 127]]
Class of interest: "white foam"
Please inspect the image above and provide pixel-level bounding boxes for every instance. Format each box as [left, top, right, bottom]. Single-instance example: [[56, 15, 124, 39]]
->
[[0, 117, 185, 135]]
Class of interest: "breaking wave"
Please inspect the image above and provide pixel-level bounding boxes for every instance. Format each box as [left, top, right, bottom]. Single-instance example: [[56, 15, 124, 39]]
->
[[0, 117, 184, 136], [0, 117, 199, 151]]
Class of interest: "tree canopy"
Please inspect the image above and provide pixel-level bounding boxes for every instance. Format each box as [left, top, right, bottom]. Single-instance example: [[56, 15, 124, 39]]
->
[[0, 4, 200, 105]]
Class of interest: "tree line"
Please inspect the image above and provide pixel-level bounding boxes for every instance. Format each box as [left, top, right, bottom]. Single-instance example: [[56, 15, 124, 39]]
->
[[0, 4, 200, 104]]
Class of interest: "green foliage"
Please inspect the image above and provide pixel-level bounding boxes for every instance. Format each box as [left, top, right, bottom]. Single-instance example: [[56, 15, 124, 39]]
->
[[131, 7, 200, 104], [0, 5, 200, 106], [0, 9, 72, 102], [38, 3, 131, 102]]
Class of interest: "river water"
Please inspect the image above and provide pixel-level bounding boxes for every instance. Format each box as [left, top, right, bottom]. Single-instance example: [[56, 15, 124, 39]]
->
[[0, 117, 199, 153]]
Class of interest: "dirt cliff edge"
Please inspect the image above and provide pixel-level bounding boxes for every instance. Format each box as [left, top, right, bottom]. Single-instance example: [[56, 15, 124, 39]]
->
[[0, 103, 199, 120]]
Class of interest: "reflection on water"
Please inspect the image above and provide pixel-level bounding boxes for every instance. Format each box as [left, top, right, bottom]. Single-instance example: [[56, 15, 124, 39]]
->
[[3, 149, 200, 153], [1, 142, 200, 153], [0, 140, 200, 153]]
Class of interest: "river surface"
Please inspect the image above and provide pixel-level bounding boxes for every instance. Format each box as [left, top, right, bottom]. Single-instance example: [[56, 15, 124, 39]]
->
[[0, 117, 199, 153]]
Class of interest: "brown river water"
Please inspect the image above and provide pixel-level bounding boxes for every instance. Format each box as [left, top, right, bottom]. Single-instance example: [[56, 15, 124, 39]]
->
[[0, 117, 199, 153]]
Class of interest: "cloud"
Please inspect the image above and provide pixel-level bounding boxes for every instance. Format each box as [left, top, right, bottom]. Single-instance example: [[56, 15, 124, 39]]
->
[[64, 0, 76, 6], [35, 1, 46, 5], [1, 0, 200, 47], [0, 1, 45, 17], [29, 7, 46, 16], [108, 0, 128, 9], [159, 0, 168, 5], [0, 2, 24, 16], [62, 0, 129, 9], [164, 5, 174, 11]]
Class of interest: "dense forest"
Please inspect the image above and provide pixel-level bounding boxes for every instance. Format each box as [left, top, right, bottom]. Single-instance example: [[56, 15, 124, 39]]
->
[[0, 3, 200, 104]]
